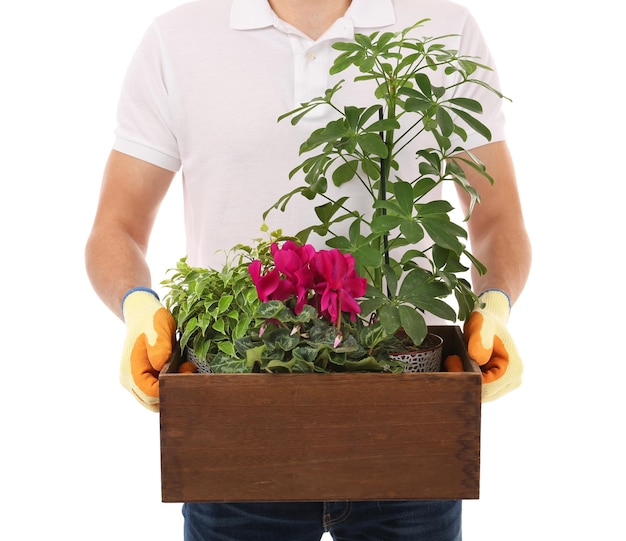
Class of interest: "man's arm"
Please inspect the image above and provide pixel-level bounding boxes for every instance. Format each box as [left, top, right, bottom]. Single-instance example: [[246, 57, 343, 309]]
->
[[456, 141, 532, 303], [85, 150, 176, 318]]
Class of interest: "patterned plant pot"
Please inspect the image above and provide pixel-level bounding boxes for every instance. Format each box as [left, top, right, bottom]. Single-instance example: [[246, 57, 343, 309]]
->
[[185, 347, 212, 374], [389, 332, 444, 372]]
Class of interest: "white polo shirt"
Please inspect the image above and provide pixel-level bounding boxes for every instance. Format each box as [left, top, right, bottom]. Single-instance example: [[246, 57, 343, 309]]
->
[[114, 0, 505, 269]]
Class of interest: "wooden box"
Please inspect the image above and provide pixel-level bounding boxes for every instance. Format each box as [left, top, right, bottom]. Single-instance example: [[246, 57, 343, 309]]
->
[[159, 325, 481, 502]]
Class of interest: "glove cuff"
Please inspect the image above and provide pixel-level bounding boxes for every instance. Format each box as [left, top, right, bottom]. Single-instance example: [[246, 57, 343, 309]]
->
[[122, 287, 160, 321], [478, 289, 511, 322]]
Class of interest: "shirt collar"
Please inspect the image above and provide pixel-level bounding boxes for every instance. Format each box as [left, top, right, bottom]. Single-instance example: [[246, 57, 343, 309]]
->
[[230, 0, 396, 31]]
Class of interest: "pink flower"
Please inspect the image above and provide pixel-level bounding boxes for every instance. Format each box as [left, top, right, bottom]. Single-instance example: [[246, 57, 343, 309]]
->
[[271, 241, 316, 313], [312, 249, 367, 324], [248, 260, 294, 302], [249, 242, 367, 326]]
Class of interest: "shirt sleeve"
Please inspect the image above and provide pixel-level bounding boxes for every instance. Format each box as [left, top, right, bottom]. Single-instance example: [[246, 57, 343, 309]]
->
[[113, 22, 182, 172]]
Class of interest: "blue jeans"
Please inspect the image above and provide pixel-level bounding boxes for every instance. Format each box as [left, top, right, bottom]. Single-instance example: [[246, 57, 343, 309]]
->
[[182, 500, 462, 540]]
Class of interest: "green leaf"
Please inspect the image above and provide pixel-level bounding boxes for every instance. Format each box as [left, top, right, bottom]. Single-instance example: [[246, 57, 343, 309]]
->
[[413, 177, 437, 198], [399, 220, 424, 244], [342, 357, 384, 372], [413, 296, 456, 321], [398, 267, 429, 295], [314, 199, 352, 225], [245, 344, 267, 367], [359, 321, 389, 350], [364, 118, 401, 133], [357, 133, 388, 157], [418, 200, 454, 215], [234, 316, 252, 339], [354, 246, 383, 269], [464, 249, 488, 275], [382, 264, 398, 297], [371, 214, 403, 234], [266, 357, 297, 372], [404, 97, 431, 113], [211, 352, 249, 373], [414, 73, 432, 96], [379, 303, 401, 335], [256, 300, 286, 319], [217, 295, 233, 313], [325, 235, 352, 251], [450, 108, 492, 141], [212, 318, 225, 334], [421, 215, 465, 253], [361, 157, 381, 180], [447, 97, 483, 113], [358, 296, 385, 317], [436, 106, 454, 137], [217, 341, 236, 357], [332, 160, 359, 186], [392, 180, 414, 215], [397, 306, 427, 346]]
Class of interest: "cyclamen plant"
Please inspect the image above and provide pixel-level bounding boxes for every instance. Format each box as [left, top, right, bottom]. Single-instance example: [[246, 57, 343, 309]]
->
[[235, 240, 404, 374], [249, 240, 366, 330], [163, 236, 405, 374]]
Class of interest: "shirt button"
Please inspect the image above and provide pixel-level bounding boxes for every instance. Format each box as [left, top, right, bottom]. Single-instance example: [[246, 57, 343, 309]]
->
[[306, 52, 316, 62]]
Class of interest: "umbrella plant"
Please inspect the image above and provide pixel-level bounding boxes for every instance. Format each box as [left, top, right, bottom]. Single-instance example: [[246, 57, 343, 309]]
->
[[265, 18, 504, 347]]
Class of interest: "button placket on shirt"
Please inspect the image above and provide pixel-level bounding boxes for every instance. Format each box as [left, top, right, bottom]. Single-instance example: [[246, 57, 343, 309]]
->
[[290, 38, 332, 112], [281, 18, 354, 113]]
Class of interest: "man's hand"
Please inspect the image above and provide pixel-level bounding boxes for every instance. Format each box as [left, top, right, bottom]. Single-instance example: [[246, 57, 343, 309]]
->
[[463, 289, 523, 402], [120, 288, 176, 411]]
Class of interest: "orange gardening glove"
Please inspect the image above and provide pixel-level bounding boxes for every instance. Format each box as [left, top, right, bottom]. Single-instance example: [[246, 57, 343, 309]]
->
[[462, 289, 523, 402], [120, 287, 176, 412]]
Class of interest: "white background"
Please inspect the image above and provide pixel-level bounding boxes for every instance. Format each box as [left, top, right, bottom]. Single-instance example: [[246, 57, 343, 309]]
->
[[1, 1, 623, 539]]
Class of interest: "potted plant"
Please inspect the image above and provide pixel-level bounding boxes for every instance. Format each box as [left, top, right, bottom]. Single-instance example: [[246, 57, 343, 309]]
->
[[162, 232, 409, 373], [265, 18, 503, 350], [158, 19, 494, 502], [162, 19, 504, 373]]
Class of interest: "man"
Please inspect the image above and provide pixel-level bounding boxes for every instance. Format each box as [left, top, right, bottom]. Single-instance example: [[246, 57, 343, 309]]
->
[[85, 0, 531, 539]]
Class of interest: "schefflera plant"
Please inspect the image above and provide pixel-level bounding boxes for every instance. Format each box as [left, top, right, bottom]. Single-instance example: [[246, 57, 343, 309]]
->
[[266, 19, 506, 347]]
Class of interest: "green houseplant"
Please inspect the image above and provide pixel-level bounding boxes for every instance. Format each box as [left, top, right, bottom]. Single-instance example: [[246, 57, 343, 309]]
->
[[265, 19, 504, 348], [162, 19, 505, 373], [163, 232, 407, 373]]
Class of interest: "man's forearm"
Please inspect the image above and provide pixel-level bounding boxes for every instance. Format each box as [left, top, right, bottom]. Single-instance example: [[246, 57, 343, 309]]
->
[[469, 225, 532, 305], [85, 227, 153, 320]]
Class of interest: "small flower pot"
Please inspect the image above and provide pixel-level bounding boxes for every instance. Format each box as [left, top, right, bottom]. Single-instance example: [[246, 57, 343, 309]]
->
[[185, 347, 211, 373], [389, 332, 444, 372]]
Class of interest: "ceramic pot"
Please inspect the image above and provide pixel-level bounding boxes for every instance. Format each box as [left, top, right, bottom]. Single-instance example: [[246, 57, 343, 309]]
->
[[389, 332, 444, 372]]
